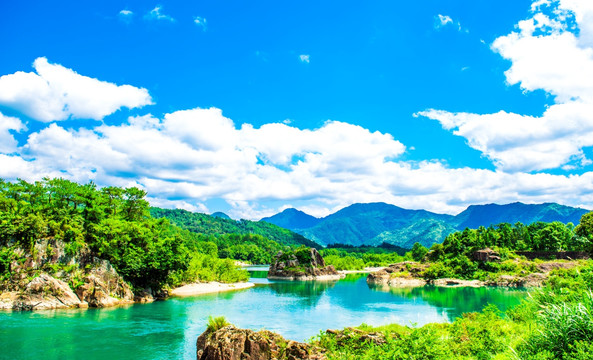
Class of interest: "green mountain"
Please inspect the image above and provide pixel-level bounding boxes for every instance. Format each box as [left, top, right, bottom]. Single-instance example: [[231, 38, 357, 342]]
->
[[150, 207, 320, 249], [454, 202, 588, 230], [211, 211, 231, 220], [261, 208, 321, 230], [262, 202, 590, 249], [297, 202, 455, 247]]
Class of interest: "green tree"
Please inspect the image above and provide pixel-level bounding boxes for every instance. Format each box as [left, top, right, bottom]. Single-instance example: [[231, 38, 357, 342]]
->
[[411, 242, 429, 262]]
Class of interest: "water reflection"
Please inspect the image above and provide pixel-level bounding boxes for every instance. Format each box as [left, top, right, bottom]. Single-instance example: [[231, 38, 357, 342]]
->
[[267, 280, 338, 306], [369, 283, 527, 321]]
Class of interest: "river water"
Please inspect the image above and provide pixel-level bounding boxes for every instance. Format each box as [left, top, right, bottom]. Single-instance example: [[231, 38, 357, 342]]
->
[[0, 268, 526, 360]]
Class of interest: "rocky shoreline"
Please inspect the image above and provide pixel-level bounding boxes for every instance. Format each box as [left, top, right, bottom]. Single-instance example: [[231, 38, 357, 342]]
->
[[0, 238, 138, 311], [0, 238, 255, 311], [366, 261, 575, 289]]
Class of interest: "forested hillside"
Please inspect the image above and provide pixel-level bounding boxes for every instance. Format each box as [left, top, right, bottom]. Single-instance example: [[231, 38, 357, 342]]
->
[[150, 207, 320, 249], [0, 178, 249, 294]]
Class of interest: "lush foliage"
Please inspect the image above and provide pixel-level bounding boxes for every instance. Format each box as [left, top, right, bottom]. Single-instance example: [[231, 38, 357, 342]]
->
[[0, 178, 248, 290], [320, 246, 405, 270], [405, 218, 593, 281], [150, 207, 320, 249], [315, 305, 521, 360], [441, 221, 587, 256]]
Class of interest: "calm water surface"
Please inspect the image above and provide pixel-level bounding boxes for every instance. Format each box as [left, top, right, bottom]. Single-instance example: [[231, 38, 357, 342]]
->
[[0, 269, 527, 360]]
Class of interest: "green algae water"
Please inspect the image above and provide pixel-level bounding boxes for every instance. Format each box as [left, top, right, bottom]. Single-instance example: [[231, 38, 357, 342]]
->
[[0, 271, 526, 360]]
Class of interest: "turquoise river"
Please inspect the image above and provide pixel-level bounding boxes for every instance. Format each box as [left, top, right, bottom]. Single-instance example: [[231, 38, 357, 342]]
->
[[0, 268, 527, 360]]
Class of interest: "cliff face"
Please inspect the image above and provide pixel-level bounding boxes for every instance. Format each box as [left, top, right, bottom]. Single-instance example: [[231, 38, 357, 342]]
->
[[268, 248, 344, 281], [196, 325, 326, 360], [0, 238, 134, 310]]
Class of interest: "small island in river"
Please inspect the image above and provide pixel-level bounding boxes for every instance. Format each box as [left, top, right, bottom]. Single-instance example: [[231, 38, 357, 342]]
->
[[268, 247, 345, 281]]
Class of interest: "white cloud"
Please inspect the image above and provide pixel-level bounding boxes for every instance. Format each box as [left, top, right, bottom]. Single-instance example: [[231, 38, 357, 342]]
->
[[145, 6, 175, 22], [436, 14, 453, 27], [147, 197, 208, 213], [299, 54, 310, 63], [118, 9, 133, 23], [0, 112, 26, 153], [0, 57, 152, 122], [418, 102, 593, 172], [194, 16, 207, 30], [434, 14, 465, 32], [3, 105, 593, 219], [420, 0, 593, 172]]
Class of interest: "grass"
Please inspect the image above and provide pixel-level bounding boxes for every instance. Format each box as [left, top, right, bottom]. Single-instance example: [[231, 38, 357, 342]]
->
[[517, 290, 593, 359], [206, 315, 230, 332]]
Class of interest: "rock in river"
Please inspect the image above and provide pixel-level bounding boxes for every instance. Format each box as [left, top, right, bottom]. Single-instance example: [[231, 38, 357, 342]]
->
[[196, 325, 326, 360], [268, 248, 344, 281]]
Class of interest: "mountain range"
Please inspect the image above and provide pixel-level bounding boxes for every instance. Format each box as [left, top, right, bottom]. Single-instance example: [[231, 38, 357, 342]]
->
[[261, 202, 590, 249]]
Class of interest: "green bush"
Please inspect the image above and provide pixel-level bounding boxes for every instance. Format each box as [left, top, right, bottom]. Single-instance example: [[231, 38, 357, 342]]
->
[[206, 316, 230, 332], [422, 262, 452, 280]]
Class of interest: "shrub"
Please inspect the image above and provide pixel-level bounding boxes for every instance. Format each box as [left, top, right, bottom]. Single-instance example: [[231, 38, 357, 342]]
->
[[422, 262, 452, 280], [206, 316, 230, 332]]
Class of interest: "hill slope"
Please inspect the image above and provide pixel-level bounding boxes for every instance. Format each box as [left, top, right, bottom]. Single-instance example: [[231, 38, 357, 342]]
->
[[150, 208, 321, 249], [298, 202, 455, 247]]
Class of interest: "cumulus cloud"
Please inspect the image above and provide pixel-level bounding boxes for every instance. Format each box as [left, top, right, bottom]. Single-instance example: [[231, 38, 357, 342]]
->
[[0, 57, 152, 122], [299, 54, 310, 63], [3, 105, 593, 219], [145, 6, 175, 22], [420, 0, 593, 172], [0, 112, 26, 153]]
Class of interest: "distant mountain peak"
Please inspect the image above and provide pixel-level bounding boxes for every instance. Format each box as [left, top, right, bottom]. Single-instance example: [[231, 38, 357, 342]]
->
[[211, 211, 231, 220], [261, 208, 321, 230]]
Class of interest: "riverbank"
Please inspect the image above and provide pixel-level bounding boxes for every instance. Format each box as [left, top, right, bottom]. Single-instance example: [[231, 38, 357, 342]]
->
[[170, 281, 255, 297], [366, 260, 582, 289]]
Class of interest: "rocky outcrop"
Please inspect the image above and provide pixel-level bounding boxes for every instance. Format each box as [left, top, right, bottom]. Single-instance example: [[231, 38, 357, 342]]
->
[[366, 262, 427, 286], [75, 258, 134, 307], [473, 248, 501, 262], [268, 248, 344, 281], [196, 325, 326, 360], [0, 238, 134, 310], [0, 273, 82, 310]]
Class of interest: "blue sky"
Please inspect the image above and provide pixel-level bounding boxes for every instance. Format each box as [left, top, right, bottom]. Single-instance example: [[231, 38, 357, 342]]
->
[[1, 0, 593, 218]]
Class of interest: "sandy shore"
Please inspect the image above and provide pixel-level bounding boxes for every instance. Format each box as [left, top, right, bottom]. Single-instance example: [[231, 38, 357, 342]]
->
[[339, 267, 384, 274], [170, 282, 255, 297]]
